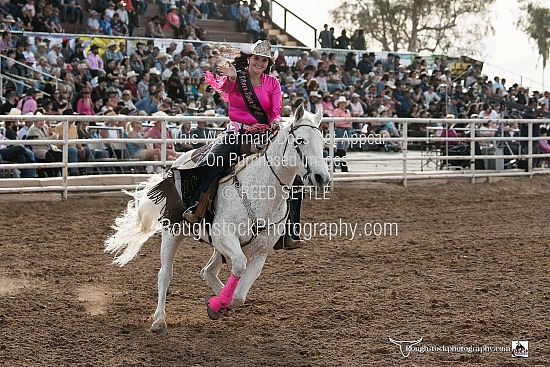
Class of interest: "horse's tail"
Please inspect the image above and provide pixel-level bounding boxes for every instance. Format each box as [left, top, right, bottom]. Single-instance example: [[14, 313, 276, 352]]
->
[[104, 174, 165, 266]]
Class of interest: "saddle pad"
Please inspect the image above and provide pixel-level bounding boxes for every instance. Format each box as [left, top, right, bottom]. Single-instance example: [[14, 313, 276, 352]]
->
[[218, 153, 262, 184]]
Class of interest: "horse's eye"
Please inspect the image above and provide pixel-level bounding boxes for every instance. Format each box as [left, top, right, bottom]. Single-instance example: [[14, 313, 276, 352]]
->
[[295, 137, 307, 144]]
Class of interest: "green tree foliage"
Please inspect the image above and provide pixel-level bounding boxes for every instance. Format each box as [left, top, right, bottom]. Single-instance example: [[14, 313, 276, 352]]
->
[[330, 0, 495, 55], [517, 1, 550, 69]]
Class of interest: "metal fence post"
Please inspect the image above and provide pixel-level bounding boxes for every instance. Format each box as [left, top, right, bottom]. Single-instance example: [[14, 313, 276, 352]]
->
[[470, 120, 476, 183], [62, 119, 69, 199], [402, 121, 408, 188], [328, 118, 335, 191]]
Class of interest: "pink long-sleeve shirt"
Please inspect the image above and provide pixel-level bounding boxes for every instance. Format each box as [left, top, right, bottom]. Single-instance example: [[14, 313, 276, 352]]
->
[[221, 73, 282, 126]]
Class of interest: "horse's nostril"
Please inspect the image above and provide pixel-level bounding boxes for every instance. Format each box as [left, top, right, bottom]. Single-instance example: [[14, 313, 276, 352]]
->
[[314, 173, 324, 185]]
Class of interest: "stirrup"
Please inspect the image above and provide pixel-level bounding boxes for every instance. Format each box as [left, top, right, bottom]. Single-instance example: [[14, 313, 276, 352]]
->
[[183, 210, 201, 224], [283, 237, 306, 250]]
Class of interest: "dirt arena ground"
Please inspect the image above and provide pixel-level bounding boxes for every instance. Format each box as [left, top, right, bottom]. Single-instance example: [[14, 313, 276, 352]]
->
[[0, 177, 549, 366]]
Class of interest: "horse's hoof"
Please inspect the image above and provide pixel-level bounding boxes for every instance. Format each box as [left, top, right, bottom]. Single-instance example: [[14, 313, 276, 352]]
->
[[150, 320, 167, 333], [205, 296, 222, 320]]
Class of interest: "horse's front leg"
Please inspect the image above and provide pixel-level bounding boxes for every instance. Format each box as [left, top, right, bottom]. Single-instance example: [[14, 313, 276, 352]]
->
[[205, 234, 247, 320], [200, 249, 224, 295], [151, 228, 184, 332], [229, 251, 268, 310]]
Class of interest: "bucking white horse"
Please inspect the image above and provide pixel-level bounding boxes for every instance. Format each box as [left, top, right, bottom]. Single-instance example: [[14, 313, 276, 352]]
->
[[105, 105, 329, 331]]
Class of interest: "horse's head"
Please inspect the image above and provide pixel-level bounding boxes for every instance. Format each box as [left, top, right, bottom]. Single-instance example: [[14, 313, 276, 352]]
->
[[283, 104, 330, 189]]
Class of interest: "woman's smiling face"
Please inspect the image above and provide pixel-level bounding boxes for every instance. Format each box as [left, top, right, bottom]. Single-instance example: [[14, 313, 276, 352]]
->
[[248, 55, 269, 74]]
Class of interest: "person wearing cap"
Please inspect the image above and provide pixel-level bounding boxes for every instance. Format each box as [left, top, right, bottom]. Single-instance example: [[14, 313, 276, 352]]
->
[[111, 12, 129, 36], [87, 44, 104, 78], [76, 88, 95, 115], [103, 41, 120, 64], [116, 1, 129, 28], [163, 4, 180, 38], [16, 88, 38, 114], [123, 71, 140, 101], [145, 15, 165, 38], [182, 40, 281, 223], [46, 42, 62, 66], [120, 89, 137, 110], [87, 10, 100, 34], [332, 95, 351, 172], [246, 11, 265, 43], [25, 111, 64, 177]]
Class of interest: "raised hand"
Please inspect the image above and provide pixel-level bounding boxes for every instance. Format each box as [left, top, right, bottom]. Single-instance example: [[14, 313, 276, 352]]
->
[[216, 63, 237, 78]]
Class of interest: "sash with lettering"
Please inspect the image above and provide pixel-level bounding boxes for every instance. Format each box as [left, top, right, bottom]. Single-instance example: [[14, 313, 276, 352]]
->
[[236, 70, 269, 126]]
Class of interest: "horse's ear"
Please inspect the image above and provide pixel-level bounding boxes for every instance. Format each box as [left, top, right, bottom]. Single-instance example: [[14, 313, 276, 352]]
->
[[314, 108, 323, 127], [294, 104, 305, 124]]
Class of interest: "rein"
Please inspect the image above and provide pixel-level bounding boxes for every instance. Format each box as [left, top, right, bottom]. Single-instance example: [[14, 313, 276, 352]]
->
[[231, 123, 321, 245], [265, 124, 322, 187]]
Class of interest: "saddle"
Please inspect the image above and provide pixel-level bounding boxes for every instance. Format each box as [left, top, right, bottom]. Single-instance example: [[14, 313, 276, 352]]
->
[[147, 132, 271, 232]]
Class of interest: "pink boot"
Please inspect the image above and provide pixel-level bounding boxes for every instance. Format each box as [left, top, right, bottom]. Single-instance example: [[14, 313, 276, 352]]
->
[[207, 274, 240, 316]]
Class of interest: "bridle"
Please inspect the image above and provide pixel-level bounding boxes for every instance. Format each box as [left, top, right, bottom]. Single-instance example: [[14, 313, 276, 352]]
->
[[230, 122, 322, 245], [265, 123, 322, 187]]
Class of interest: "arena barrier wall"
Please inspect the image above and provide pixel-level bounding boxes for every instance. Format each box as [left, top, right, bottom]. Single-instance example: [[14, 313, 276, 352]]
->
[[0, 115, 549, 197]]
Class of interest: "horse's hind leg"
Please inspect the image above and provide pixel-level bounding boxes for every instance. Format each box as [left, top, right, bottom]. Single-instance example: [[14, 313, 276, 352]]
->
[[151, 229, 184, 332], [200, 249, 224, 295]]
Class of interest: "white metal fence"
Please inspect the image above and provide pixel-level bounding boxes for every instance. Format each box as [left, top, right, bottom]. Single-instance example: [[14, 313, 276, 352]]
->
[[1, 114, 549, 196]]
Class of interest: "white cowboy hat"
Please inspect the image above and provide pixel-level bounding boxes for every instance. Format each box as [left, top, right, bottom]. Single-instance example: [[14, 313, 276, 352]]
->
[[126, 70, 138, 79], [336, 96, 349, 105], [309, 91, 320, 98], [240, 40, 278, 61], [4, 15, 15, 23], [107, 41, 117, 48], [149, 67, 161, 75], [8, 108, 22, 115], [204, 109, 220, 117], [152, 111, 168, 117], [157, 52, 168, 59]]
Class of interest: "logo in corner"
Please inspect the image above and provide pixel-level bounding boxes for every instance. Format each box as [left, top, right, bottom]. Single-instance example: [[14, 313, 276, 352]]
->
[[389, 337, 423, 357], [512, 341, 528, 358]]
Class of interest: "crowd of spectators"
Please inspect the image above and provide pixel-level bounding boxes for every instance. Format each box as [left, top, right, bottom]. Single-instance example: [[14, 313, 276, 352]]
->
[[0, 1, 549, 178]]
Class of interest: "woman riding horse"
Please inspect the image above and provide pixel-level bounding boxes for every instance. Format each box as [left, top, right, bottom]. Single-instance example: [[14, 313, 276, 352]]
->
[[183, 40, 282, 223]]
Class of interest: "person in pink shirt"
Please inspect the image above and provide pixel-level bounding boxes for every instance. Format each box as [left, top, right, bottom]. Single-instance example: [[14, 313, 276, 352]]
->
[[16, 88, 38, 114], [539, 127, 550, 153], [86, 44, 103, 78], [184, 39, 281, 223], [332, 95, 351, 172], [145, 118, 181, 160], [76, 88, 95, 115]]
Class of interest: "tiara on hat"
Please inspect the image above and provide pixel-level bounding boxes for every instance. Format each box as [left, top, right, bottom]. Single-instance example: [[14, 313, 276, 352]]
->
[[240, 40, 278, 61]]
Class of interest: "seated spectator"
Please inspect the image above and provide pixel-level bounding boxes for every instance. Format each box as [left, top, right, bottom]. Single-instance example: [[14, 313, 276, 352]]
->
[[146, 113, 181, 160], [62, 0, 84, 24], [16, 88, 39, 115], [87, 10, 100, 34], [54, 117, 85, 175], [111, 13, 128, 36], [145, 15, 165, 38], [246, 11, 264, 43], [238, 0, 251, 31], [125, 120, 161, 173], [539, 128, 550, 153], [99, 11, 112, 35], [349, 93, 365, 117], [0, 123, 36, 178], [175, 120, 194, 152], [26, 111, 62, 177], [164, 5, 180, 38], [190, 116, 209, 149], [76, 88, 95, 115]]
